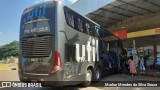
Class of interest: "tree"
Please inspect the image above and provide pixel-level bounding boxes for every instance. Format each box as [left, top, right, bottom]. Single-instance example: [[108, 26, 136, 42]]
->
[[0, 41, 19, 60]]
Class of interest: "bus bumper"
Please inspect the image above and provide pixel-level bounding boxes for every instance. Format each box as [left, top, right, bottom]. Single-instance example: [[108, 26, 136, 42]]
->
[[18, 71, 65, 87]]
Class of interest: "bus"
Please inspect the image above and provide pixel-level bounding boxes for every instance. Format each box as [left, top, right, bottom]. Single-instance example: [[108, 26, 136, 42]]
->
[[18, 1, 123, 86]]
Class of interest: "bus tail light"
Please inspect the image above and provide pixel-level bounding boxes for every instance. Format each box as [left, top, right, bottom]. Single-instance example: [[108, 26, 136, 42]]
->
[[50, 51, 62, 74], [53, 0, 57, 2]]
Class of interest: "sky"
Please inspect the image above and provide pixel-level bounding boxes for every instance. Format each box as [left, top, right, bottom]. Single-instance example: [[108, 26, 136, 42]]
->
[[0, 0, 78, 45], [0, 0, 113, 46]]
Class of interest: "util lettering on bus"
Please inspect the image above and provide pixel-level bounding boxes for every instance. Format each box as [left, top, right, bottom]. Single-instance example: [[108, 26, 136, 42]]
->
[[27, 4, 46, 21], [76, 39, 99, 62]]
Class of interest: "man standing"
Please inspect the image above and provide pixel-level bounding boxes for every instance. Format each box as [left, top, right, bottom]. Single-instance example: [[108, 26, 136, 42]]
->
[[139, 56, 145, 74]]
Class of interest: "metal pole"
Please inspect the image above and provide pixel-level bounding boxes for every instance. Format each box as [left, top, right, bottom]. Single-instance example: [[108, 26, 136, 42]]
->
[[133, 40, 136, 60]]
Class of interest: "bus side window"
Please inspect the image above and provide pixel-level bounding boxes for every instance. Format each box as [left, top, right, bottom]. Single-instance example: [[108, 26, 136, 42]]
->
[[77, 18, 84, 32], [66, 13, 75, 28], [85, 23, 90, 35], [92, 30, 96, 37], [65, 44, 76, 62], [89, 25, 96, 37]]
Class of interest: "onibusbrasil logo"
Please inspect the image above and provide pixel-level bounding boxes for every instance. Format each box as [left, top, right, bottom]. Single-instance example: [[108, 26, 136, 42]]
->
[[1, 82, 42, 87]]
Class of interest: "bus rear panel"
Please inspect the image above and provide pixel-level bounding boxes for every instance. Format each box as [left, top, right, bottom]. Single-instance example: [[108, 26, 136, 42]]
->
[[19, 1, 65, 86]]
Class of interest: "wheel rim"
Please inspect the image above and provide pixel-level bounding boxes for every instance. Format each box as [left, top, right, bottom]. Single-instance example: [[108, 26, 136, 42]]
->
[[96, 69, 100, 80], [86, 71, 92, 82]]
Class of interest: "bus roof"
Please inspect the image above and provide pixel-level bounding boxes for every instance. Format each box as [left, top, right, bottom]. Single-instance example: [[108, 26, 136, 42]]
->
[[23, 1, 56, 15]]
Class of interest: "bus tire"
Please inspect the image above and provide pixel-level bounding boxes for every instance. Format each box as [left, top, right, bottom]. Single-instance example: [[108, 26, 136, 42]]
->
[[82, 69, 92, 87], [95, 67, 101, 81]]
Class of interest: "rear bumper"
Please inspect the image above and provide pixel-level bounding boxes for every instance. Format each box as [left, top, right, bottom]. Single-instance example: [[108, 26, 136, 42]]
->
[[18, 71, 85, 87], [18, 71, 64, 86]]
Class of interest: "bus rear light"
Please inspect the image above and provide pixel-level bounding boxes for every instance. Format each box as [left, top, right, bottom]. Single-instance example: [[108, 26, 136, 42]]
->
[[53, 0, 57, 2], [50, 51, 62, 74]]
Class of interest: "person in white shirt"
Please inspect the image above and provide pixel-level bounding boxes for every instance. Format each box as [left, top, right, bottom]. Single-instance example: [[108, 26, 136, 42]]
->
[[139, 56, 145, 74]]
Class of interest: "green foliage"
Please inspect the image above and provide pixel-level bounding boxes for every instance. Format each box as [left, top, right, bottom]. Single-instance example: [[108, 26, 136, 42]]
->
[[0, 41, 19, 60]]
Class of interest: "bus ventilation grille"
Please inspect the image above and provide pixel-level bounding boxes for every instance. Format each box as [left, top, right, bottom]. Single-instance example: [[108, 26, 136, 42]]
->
[[22, 35, 52, 57]]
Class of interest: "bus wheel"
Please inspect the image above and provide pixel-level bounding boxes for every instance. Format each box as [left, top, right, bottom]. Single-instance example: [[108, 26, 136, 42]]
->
[[95, 67, 101, 80], [82, 69, 92, 87]]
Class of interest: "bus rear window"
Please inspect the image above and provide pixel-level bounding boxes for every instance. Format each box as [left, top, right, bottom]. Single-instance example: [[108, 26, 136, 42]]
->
[[20, 2, 56, 37]]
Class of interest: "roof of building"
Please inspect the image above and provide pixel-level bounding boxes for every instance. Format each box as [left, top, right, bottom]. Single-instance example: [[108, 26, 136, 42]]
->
[[87, 0, 160, 32]]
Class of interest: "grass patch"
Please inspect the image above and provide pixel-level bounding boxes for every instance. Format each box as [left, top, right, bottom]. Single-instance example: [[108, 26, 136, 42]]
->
[[0, 63, 18, 70], [0, 64, 9, 70]]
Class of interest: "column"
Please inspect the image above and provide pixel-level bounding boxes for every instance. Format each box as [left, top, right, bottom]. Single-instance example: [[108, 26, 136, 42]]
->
[[154, 45, 157, 60]]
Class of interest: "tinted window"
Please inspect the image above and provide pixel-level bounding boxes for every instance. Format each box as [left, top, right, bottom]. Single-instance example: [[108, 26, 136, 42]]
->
[[64, 6, 97, 37], [20, 2, 55, 38]]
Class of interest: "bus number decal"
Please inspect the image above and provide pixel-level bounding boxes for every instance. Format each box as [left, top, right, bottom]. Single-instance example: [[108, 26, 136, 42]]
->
[[24, 26, 49, 34]]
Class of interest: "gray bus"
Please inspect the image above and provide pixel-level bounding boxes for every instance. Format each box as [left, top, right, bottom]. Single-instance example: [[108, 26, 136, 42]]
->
[[18, 1, 123, 86]]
